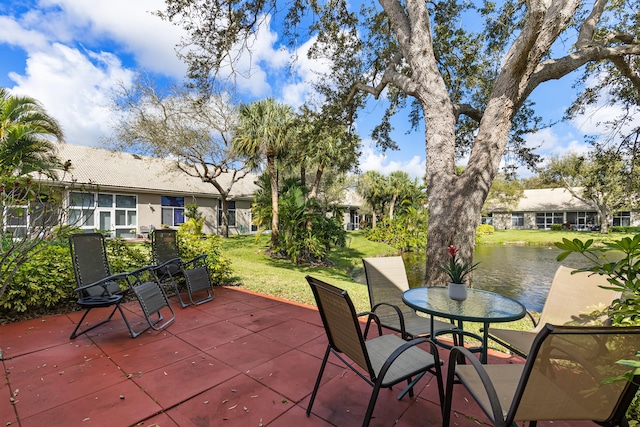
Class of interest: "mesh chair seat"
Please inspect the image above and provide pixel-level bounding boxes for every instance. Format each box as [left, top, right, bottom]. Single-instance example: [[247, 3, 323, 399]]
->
[[306, 275, 444, 427], [151, 229, 214, 307], [444, 324, 640, 427]]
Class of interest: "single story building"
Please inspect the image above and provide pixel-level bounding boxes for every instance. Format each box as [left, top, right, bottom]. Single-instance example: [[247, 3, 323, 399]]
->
[[483, 188, 639, 230], [50, 144, 260, 238]]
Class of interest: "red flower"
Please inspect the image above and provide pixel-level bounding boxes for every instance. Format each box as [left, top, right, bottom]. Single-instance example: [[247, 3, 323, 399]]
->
[[440, 245, 479, 284], [448, 245, 459, 257]]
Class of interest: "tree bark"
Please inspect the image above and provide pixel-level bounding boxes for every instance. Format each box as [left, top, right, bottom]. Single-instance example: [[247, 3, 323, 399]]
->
[[267, 155, 279, 249]]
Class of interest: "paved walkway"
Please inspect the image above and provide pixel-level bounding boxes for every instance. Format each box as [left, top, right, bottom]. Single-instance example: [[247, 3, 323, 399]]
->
[[1, 286, 596, 426]]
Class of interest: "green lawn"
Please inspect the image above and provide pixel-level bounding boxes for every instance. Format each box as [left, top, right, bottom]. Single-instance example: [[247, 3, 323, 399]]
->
[[219, 229, 629, 350], [221, 229, 631, 312], [478, 229, 635, 246], [220, 231, 395, 312]]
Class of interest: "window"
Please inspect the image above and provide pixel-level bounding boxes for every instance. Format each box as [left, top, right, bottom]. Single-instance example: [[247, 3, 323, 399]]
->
[[218, 200, 236, 227], [511, 212, 524, 227], [115, 195, 137, 238], [565, 211, 598, 230], [481, 213, 493, 226], [535, 212, 563, 229], [69, 192, 137, 237], [6, 207, 27, 237], [613, 211, 631, 227], [162, 196, 185, 227], [69, 192, 95, 227]]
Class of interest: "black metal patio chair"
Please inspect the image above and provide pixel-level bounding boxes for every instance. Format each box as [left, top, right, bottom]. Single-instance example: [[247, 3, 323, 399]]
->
[[151, 229, 214, 307], [444, 323, 640, 427], [305, 275, 444, 427], [69, 233, 175, 339]]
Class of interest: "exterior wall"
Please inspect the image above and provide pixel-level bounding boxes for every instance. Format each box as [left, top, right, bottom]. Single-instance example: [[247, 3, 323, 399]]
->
[[492, 213, 511, 230], [136, 193, 159, 234], [191, 196, 217, 235], [66, 189, 256, 237], [228, 199, 254, 235]]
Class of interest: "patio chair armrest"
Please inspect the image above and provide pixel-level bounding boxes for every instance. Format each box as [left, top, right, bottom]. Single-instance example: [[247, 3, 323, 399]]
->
[[183, 254, 207, 269], [358, 310, 384, 338], [155, 258, 182, 270], [74, 272, 129, 295], [380, 337, 442, 381], [371, 302, 409, 339], [525, 310, 539, 327], [445, 346, 505, 424]]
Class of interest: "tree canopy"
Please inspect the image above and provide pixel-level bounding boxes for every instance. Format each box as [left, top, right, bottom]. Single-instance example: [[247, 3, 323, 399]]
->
[[158, 0, 640, 284], [107, 75, 252, 237]]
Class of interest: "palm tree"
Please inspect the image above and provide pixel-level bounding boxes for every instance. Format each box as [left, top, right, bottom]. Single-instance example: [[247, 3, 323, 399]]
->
[[357, 170, 386, 228], [0, 87, 64, 177], [233, 98, 294, 250]]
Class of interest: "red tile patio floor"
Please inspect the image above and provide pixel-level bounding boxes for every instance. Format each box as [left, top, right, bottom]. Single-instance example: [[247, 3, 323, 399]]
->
[[0, 286, 598, 427]]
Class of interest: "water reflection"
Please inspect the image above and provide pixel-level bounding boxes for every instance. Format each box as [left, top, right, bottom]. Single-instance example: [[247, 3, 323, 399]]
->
[[388, 246, 590, 312]]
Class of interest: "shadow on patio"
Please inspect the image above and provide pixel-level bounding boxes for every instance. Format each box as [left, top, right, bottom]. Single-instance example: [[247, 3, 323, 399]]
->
[[1, 286, 596, 426]]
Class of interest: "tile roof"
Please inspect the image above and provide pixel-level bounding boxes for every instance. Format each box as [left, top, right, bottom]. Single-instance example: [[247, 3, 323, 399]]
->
[[54, 144, 259, 199]]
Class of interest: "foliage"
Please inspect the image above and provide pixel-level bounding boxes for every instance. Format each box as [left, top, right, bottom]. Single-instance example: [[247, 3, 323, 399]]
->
[[0, 242, 74, 312], [439, 245, 480, 284], [356, 170, 386, 228], [176, 226, 233, 284], [107, 75, 249, 238], [273, 185, 346, 264], [612, 227, 640, 234], [182, 204, 204, 236], [0, 87, 64, 177], [0, 88, 67, 302], [476, 224, 495, 236], [550, 224, 562, 231], [555, 236, 640, 325], [233, 98, 295, 249], [106, 237, 151, 274], [483, 174, 524, 213], [365, 206, 428, 252]]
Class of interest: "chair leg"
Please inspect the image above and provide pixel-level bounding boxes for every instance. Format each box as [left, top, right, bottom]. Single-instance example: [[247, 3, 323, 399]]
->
[[307, 345, 331, 416], [70, 305, 119, 339], [363, 381, 384, 427]]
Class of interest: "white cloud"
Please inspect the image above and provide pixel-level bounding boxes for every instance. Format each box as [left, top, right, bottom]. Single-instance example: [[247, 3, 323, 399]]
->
[[9, 43, 134, 146], [0, 15, 49, 50], [359, 139, 425, 178], [44, 0, 187, 77]]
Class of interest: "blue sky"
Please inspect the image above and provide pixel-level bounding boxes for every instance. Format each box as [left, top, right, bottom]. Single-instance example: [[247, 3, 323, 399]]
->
[[0, 0, 615, 179]]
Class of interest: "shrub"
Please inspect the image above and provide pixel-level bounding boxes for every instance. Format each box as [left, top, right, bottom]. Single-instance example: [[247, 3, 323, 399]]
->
[[1, 242, 75, 312], [476, 224, 495, 235], [177, 227, 233, 284], [106, 237, 151, 274], [611, 226, 640, 233], [365, 207, 428, 252], [550, 224, 562, 231]]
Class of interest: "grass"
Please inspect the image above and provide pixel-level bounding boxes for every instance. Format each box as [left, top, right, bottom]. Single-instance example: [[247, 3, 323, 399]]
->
[[221, 229, 632, 312], [219, 229, 628, 352], [220, 231, 396, 312], [478, 229, 635, 246]]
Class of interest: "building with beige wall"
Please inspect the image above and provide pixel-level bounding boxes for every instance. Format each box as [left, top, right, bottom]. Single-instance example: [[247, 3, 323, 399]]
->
[[483, 188, 639, 230], [56, 144, 259, 238]]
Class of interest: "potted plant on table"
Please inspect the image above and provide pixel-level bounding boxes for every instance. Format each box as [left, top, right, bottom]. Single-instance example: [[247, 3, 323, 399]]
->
[[440, 245, 480, 301]]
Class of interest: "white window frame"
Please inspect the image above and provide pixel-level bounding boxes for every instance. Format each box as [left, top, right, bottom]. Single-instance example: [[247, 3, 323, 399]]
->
[[69, 191, 137, 238]]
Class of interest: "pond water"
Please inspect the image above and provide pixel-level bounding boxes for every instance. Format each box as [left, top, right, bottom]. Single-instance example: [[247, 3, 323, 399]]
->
[[356, 245, 593, 312]]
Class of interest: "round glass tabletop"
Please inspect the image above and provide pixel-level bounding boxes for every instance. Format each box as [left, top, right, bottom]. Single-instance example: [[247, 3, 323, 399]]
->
[[402, 287, 526, 323]]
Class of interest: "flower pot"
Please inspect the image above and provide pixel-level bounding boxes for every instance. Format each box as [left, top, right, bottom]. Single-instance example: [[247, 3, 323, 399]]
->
[[448, 282, 468, 301]]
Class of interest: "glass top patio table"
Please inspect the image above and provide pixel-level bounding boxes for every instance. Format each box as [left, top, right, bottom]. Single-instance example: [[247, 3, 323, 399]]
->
[[402, 287, 527, 363]]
